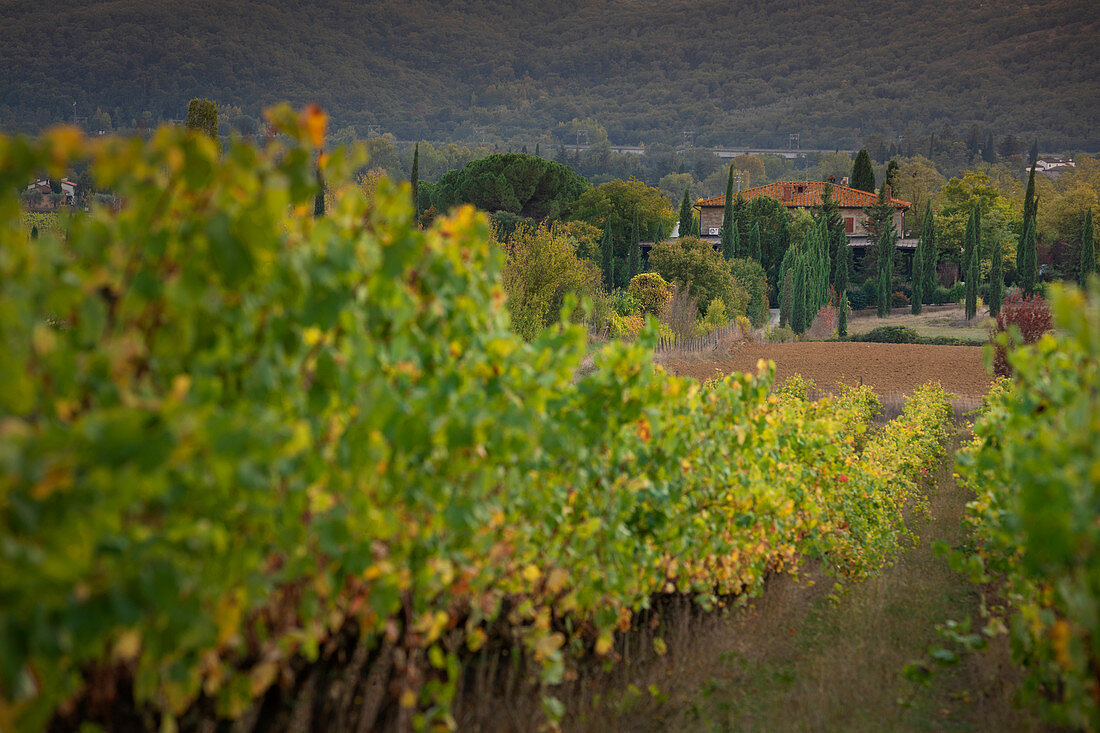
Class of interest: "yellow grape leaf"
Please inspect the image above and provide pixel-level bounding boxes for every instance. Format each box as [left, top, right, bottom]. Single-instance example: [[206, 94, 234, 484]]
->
[[301, 104, 327, 148], [534, 632, 565, 660], [169, 374, 192, 403], [31, 323, 57, 356], [595, 632, 614, 656], [545, 567, 569, 594], [112, 629, 142, 661], [522, 564, 541, 583], [249, 660, 280, 697], [466, 628, 487, 652]]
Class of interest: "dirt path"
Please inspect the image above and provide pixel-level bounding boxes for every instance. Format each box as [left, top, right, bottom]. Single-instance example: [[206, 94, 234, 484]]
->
[[661, 342, 991, 400], [580, 432, 1044, 732]]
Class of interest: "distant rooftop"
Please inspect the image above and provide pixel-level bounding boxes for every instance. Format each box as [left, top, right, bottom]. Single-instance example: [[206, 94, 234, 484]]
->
[[696, 181, 911, 210]]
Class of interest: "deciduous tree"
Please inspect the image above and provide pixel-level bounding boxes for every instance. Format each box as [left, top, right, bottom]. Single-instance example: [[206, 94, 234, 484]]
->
[[1017, 162, 1039, 294], [989, 237, 1004, 316], [185, 98, 218, 139], [1079, 208, 1096, 286], [570, 178, 674, 266], [964, 206, 981, 320]]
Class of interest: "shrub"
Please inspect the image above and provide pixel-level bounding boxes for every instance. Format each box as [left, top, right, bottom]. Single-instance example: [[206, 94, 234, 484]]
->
[[649, 236, 747, 317], [958, 282, 1099, 728], [855, 325, 921, 343], [627, 272, 671, 316], [891, 291, 910, 307], [694, 297, 728, 336], [0, 112, 958, 732], [609, 312, 645, 340], [947, 282, 965, 303], [610, 288, 638, 317], [931, 285, 952, 305], [989, 292, 1053, 376], [805, 305, 837, 339], [846, 288, 870, 310], [765, 325, 796, 343], [729, 257, 769, 327], [502, 224, 608, 341]]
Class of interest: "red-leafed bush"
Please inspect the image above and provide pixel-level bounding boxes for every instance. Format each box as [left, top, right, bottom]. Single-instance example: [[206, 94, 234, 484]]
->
[[891, 291, 910, 307], [989, 292, 1053, 376], [806, 305, 838, 339]]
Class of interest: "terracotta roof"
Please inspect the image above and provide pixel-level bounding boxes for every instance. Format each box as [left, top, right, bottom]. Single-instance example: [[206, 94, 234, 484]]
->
[[696, 181, 910, 210]]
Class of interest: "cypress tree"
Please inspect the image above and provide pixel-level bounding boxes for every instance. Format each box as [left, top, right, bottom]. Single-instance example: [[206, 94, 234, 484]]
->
[[838, 292, 849, 337], [724, 220, 740, 260], [748, 221, 762, 262], [965, 246, 979, 320], [791, 245, 808, 335], [819, 221, 832, 309], [30, 225, 38, 239], [989, 238, 1004, 316], [816, 182, 844, 282], [851, 149, 876, 193], [1018, 162, 1039, 294], [780, 268, 794, 328], [911, 233, 925, 316], [654, 220, 666, 244], [535, 143, 541, 157], [919, 201, 937, 300], [720, 165, 736, 257], [314, 166, 326, 218], [982, 131, 996, 163], [885, 159, 899, 191], [864, 185, 897, 317], [1079, 208, 1095, 286], [964, 207, 980, 320], [410, 142, 419, 222], [678, 189, 693, 239], [833, 232, 850, 302], [878, 232, 893, 318], [732, 191, 748, 235], [962, 205, 976, 277], [628, 209, 642, 279], [808, 221, 829, 313], [1018, 214, 1038, 295], [600, 222, 614, 289]]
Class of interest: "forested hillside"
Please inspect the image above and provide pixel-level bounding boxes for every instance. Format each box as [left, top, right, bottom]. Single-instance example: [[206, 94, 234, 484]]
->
[[1, 0, 1097, 149]]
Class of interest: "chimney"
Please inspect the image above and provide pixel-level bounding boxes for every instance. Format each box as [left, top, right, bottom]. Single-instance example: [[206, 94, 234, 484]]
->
[[826, 174, 836, 183], [781, 183, 793, 202], [884, 184, 892, 199], [840, 176, 849, 186]]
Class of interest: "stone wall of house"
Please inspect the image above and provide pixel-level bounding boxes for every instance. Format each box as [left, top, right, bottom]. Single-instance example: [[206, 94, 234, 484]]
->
[[697, 205, 905, 239], [699, 207, 724, 235]]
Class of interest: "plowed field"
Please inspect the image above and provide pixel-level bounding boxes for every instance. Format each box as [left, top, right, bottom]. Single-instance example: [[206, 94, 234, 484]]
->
[[660, 342, 991, 398]]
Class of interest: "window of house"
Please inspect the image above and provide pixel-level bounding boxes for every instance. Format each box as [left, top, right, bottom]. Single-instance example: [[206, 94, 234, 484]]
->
[[845, 217, 854, 233]]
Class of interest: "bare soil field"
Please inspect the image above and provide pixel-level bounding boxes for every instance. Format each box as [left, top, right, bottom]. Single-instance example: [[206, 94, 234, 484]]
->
[[660, 341, 991, 399]]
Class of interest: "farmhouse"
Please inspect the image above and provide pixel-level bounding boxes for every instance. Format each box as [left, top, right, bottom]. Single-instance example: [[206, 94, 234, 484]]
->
[[694, 180, 915, 252], [25, 178, 76, 203]]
